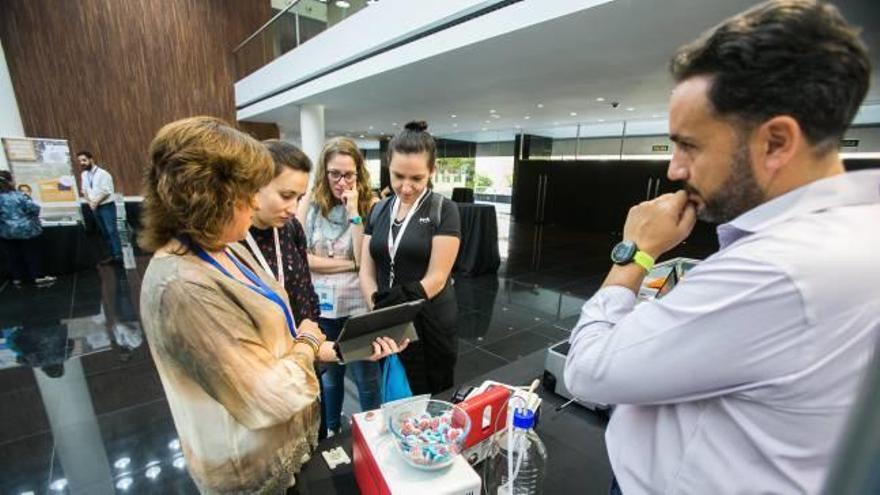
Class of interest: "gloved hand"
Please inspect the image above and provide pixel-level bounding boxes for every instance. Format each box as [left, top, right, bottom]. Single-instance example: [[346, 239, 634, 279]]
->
[[372, 281, 428, 309]]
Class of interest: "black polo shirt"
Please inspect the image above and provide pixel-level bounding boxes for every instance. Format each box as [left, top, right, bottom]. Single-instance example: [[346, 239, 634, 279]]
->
[[366, 191, 461, 291]]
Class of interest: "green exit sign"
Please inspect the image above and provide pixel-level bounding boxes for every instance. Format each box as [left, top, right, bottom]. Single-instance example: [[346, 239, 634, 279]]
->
[[652, 144, 669, 152], [840, 139, 859, 148]]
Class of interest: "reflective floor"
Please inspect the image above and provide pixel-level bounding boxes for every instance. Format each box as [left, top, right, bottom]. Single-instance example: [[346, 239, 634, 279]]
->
[[0, 212, 716, 495]]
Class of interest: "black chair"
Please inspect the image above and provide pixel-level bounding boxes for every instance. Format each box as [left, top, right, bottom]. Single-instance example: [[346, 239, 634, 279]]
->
[[452, 187, 474, 203]]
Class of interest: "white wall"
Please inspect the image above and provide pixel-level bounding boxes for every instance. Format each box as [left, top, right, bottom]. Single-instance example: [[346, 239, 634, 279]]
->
[[0, 39, 25, 171]]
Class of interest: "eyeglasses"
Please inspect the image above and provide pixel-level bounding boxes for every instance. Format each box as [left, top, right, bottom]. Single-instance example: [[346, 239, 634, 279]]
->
[[327, 170, 358, 183]]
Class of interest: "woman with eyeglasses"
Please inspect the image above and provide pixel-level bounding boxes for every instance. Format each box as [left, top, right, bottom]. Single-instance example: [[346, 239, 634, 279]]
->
[[297, 137, 381, 436]]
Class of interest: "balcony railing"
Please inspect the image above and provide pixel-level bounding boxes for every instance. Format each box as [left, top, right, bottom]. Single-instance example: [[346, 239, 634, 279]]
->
[[233, 0, 372, 80]]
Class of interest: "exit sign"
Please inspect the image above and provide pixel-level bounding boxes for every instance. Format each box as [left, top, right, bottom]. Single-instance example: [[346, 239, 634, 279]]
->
[[840, 139, 859, 148], [652, 144, 669, 152]]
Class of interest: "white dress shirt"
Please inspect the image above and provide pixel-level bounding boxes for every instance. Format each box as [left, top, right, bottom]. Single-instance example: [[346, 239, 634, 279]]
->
[[564, 170, 880, 494], [81, 165, 115, 205]]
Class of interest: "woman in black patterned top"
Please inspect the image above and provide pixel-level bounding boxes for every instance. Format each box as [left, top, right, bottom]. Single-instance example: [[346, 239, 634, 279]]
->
[[242, 140, 319, 326]]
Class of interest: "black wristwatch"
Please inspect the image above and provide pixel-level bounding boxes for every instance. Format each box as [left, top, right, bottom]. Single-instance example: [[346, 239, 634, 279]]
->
[[610, 240, 655, 272]]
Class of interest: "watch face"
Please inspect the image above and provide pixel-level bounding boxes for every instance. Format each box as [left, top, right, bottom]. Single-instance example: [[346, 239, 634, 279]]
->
[[611, 241, 637, 264]]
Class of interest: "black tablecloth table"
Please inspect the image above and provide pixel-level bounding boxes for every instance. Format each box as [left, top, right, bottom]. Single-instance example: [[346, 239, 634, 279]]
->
[[0, 223, 95, 279], [454, 203, 501, 277], [297, 350, 613, 494]]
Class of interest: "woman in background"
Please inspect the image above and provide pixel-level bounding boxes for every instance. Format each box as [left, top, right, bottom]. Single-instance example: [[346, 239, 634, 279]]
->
[[298, 137, 380, 436], [0, 171, 55, 287], [360, 121, 462, 395]]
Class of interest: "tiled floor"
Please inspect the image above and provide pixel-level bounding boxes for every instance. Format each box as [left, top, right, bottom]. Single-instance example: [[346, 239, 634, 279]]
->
[[0, 214, 717, 494]]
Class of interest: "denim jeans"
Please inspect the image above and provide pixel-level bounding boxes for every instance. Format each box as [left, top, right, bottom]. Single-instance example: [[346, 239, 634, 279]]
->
[[94, 203, 122, 259], [319, 316, 381, 431]]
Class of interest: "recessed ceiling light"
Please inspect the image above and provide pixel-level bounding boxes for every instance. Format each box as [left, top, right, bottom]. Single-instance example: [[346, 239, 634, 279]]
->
[[490, 109, 496, 113], [368, 125, 373, 130], [450, 114, 456, 118], [626, 107, 635, 111], [359, 134, 365, 138], [145, 466, 162, 480], [114, 457, 132, 469], [481, 127, 488, 131], [49, 479, 68, 491], [523, 115, 531, 120], [392, 122, 398, 126], [536, 103, 544, 108], [491, 114, 500, 119], [335, 0, 351, 7], [595, 97, 606, 102], [485, 120, 491, 124], [115, 478, 134, 491], [569, 112, 577, 116], [598, 118, 606, 122]]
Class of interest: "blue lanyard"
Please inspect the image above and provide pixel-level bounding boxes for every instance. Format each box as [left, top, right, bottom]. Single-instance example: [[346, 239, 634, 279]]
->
[[195, 247, 297, 337]]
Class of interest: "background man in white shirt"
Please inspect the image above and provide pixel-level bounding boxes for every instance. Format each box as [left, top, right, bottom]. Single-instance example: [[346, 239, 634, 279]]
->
[[78, 150, 122, 264], [564, 1, 878, 493]]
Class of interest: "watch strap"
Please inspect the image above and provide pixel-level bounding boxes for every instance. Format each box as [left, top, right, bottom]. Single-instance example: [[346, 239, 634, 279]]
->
[[633, 251, 655, 272]]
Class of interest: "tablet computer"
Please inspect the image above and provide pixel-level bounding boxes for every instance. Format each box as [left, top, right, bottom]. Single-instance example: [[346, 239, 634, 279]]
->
[[335, 299, 425, 362]]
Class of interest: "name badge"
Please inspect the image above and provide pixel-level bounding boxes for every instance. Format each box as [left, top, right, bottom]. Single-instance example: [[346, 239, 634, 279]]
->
[[315, 282, 337, 318]]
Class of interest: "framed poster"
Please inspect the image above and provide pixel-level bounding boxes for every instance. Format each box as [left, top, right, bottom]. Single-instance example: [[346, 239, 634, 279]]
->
[[2, 137, 83, 223]]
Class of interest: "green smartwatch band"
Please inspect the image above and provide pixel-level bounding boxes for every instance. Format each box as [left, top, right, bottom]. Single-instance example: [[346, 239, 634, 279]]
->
[[633, 250, 655, 272], [349, 215, 363, 225]]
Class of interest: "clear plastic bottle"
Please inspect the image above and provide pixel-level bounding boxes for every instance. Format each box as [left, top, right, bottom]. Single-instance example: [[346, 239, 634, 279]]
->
[[483, 409, 547, 495]]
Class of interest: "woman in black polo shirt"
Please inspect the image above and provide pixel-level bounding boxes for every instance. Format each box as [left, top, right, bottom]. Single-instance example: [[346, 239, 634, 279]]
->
[[360, 121, 461, 395]]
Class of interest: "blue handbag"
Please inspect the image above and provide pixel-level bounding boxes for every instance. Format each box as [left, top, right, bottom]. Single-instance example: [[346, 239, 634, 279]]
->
[[381, 354, 413, 403]]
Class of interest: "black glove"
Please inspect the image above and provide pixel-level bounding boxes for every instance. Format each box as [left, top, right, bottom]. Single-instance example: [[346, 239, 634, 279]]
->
[[373, 281, 428, 309]]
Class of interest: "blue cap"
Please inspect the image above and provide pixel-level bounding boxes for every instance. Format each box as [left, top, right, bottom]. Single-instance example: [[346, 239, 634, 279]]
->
[[513, 408, 535, 429]]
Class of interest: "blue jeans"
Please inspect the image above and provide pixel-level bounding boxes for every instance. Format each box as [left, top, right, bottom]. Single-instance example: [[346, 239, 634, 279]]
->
[[94, 203, 122, 259], [319, 316, 381, 431]]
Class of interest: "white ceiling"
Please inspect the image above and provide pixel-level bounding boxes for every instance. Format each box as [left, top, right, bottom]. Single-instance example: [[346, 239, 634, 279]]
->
[[248, 0, 880, 143]]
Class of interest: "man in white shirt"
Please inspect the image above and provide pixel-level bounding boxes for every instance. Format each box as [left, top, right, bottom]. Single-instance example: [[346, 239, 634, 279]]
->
[[564, 1, 878, 493], [78, 150, 122, 264]]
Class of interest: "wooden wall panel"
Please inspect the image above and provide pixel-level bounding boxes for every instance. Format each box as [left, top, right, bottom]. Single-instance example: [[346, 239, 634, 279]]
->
[[0, 0, 271, 195]]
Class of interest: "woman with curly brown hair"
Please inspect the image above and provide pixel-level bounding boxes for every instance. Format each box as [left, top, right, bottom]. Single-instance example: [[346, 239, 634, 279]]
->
[[138, 117, 402, 494], [296, 137, 379, 436]]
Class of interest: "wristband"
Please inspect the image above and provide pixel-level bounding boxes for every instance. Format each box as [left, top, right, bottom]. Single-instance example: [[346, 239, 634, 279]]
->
[[633, 251, 655, 272], [349, 215, 363, 225]]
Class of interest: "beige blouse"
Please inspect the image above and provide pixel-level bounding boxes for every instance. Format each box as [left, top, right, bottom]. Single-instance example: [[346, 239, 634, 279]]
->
[[140, 242, 320, 494]]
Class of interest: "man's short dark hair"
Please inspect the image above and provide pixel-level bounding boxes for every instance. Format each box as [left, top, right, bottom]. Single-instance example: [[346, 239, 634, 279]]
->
[[76, 150, 93, 159], [670, 0, 871, 154]]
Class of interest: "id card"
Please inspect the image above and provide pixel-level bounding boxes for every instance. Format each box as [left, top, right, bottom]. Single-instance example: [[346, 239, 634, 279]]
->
[[315, 282, 337, 318]]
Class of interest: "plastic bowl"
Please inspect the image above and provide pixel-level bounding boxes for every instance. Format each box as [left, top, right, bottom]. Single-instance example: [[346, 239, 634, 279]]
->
[[386, 398, 471, 470]]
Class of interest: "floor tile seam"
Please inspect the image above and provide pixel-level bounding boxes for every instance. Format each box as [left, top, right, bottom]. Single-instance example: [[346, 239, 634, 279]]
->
[[460, 345, 509, 363], [91, 396, 169, 421]]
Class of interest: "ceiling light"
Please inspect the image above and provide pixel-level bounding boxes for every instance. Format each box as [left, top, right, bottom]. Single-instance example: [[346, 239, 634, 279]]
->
[[598, 118, 606, 122], [450, 114, 456, 118], [115, 457, 132, 469], [626, 107, 635, 111], [359, 134, 365, 138], [49, 479, 68, 491], [368, 125, 374, 130], [485, 120, 491, 124], [452, 123, 458, 127], [491, 114, 500, 119], [523, 116, 531, 120], [392, 122, 398, 126], [536, 103, 544, 108], [569, 112, 577, 116], [20, 491, 36, 495], [168, 439, 180, 451], [595, 97, 605, 102], [652, 114, 661, 118], [173, 454, 187, 470], [335, 1, 351, 7], [116, 478, 134, 491], [481, 128, 488, 131], [489, 109, 496, 113]]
